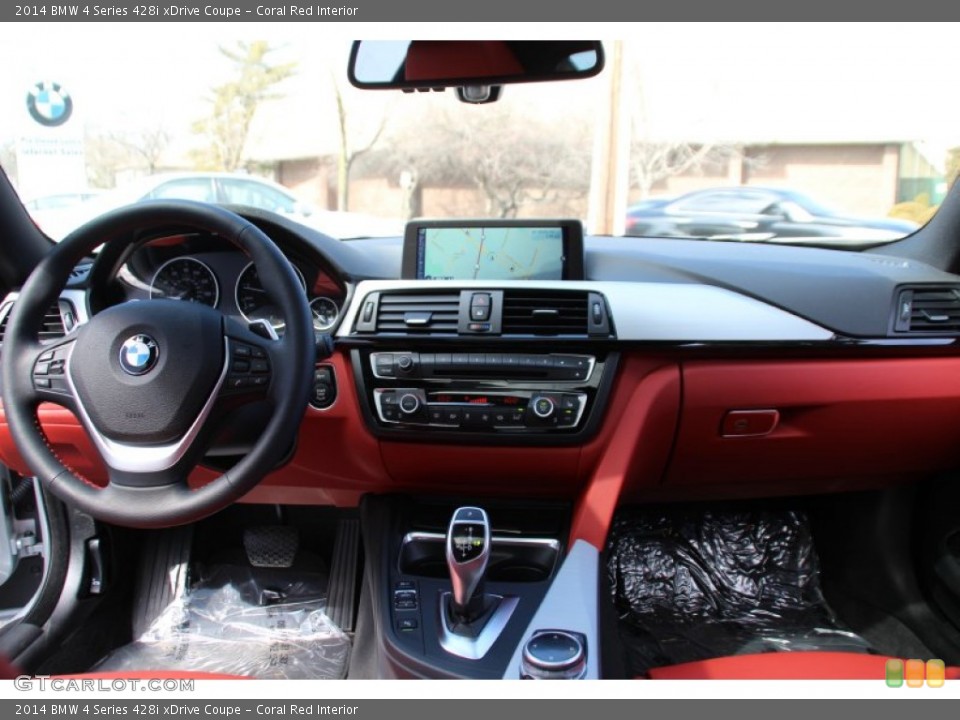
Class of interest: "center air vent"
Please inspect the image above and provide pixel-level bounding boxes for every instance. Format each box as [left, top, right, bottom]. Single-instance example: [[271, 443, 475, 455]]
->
[[501, 290, 589, 335], [375, 292, 461, 334], [0, 300, 74, 348], [895, 286, 960, 333]]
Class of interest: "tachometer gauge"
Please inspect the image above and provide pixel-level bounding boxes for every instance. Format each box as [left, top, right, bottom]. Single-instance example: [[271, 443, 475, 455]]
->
[[150, 257, 219, 307], [235, 262, 307, 330], [309, 296, 340, 332]]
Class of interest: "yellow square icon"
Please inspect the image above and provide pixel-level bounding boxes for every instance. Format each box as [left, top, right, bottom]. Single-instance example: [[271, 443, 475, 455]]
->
[[926, 659, 945, 688]]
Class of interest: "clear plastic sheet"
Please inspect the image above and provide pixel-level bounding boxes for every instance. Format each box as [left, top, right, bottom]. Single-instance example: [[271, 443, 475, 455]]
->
[[94, 565, 351, 679], [606, 508, 871, 673]]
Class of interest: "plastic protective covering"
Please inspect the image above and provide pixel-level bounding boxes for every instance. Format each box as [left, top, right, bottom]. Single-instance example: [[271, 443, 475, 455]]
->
[[606, 508, 871, 673], [94, 565, 351, 679]]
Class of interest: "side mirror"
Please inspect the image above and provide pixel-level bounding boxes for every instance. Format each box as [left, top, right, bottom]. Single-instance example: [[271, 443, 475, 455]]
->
[[774, 201, 813, 223], [347, 41, 604, 96]]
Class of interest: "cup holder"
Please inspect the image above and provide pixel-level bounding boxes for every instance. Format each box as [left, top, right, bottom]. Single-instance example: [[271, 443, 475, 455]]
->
[[399, 532, 560, 583]]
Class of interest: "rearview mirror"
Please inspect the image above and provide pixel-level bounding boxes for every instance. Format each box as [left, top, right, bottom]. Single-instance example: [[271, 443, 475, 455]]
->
[[347, 41, 604, 91]]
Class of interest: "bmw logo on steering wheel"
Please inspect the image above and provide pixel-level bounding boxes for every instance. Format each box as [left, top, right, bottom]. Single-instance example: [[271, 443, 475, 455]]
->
[[119, 335, 159, 376], [26, 81, 74, 128]]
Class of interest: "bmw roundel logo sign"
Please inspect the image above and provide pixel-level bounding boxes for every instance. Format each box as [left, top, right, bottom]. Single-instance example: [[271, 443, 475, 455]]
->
[[26, 81, 74, 128], [119, 335, 159, 376]]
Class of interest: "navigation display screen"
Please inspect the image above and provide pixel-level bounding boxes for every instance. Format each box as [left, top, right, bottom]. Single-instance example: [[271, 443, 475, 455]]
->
[[402, 220, 584, 280]]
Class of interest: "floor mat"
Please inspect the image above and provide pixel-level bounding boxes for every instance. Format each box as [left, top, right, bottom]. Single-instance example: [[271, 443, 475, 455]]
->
[[94, 565, 351, 679], [606, 508, 871, 674]]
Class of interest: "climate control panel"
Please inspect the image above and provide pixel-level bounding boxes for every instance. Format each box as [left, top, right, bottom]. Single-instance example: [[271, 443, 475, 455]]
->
[[353, 348, 613, 441], [374, 389, 587, 430]]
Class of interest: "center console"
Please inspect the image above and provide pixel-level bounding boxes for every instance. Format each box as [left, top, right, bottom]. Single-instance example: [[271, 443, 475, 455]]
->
[[353, 348, 614, 443]]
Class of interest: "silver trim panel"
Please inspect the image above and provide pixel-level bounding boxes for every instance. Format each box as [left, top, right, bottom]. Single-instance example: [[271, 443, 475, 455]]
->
[[63, 338, 232, 474], [438, 591, 519, 661], [369, 351, 596, 383], [338, 280, 835, 342], [503, 539, 600, 679]]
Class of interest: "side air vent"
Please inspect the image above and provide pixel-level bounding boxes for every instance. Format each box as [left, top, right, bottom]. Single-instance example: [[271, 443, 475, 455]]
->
[[0, 300, 74, 347], [501, 290, 589, 335], [375, 292, 461, 334], [895, 286, 960, 333]]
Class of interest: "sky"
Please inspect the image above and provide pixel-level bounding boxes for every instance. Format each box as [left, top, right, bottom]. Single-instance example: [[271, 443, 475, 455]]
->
[[1, 22, 959, 177]]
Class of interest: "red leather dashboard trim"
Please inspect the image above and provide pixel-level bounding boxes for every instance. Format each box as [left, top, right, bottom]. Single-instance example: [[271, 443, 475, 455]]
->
[[0, 403, 107, 483], [666, 358, 960, 488], [4, 354, 960, 518], [240, 351, 390, 506], [570, 361, 680, 550]]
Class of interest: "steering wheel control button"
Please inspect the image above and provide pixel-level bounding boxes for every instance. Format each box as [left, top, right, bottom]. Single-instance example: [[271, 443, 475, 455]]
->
[[224, 341, 271, 395], [32, 344, 75, 395], [118, 334, 159, 376], [520, 630, 587, 680]]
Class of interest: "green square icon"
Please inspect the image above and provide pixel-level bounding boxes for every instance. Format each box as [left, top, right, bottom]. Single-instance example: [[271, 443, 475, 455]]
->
[[886, 658, 904, 688]]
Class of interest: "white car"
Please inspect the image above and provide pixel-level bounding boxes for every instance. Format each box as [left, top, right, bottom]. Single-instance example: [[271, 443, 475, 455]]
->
[[31, 172, 402, 240]]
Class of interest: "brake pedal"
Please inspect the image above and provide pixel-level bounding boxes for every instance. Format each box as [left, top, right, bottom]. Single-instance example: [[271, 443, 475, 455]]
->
[[243, 526, 299, 568]]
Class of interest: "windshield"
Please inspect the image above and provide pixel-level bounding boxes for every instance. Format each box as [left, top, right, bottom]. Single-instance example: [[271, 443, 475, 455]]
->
[[0, 24, 953, 246]]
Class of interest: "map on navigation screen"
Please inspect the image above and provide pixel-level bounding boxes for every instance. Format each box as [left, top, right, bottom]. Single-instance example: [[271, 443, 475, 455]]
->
[[418, 226, 565, 280]]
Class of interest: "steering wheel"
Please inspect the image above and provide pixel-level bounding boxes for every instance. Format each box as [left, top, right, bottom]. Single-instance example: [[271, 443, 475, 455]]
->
[[0, 201, 315, 528]]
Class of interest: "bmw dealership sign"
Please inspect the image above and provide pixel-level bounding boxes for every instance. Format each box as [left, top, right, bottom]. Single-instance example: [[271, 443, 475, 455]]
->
[[16, 80, 85, 199], [26, 81, 74, 128]]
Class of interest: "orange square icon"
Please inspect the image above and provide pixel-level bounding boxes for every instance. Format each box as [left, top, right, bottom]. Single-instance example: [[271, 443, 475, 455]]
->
[[905, 659, 925, 688], [926, 659, 945, 688]]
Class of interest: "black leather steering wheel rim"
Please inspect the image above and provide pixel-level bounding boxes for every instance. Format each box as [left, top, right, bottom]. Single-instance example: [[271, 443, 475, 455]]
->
[[0, 200, 315, 528]]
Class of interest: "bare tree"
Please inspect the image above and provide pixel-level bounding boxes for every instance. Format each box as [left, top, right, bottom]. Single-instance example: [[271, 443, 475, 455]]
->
[[192, 41, 296, 172], [370, 104, 590, 219], [331, 76, 386, 212], [627, 60, 740, 198], [84, 131, 132, 188], [111, 126, 171, 175], [630, 139, 739, 198]]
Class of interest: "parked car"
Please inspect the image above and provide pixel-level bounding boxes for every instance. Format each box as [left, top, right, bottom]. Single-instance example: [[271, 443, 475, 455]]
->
[[21, 190, 102, 212], [31, 172, 402, 240], [625, 186, 919, 243]]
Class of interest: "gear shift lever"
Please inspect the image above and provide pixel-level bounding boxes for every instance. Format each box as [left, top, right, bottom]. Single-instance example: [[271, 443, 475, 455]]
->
[[445, 506, 491, 622]]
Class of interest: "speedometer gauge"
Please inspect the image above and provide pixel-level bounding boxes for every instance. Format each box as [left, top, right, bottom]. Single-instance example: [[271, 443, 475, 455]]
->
[[235, 262, 307, 330], [150, 257, 219, 307]]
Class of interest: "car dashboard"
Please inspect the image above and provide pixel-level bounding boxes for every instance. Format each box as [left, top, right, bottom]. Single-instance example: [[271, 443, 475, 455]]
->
[[4, 207, 960, 679], [4, 208, 960, 510]]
